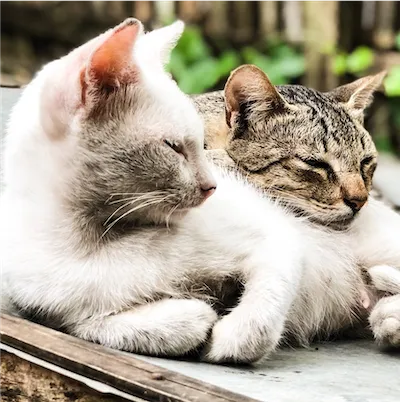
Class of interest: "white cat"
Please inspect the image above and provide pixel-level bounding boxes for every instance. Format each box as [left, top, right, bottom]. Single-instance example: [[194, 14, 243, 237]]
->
[[1, 19, 399, 365]]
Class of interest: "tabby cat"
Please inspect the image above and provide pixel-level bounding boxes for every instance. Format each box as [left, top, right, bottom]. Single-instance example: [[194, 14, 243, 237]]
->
[[194, 65, 400, 345], [194, 65, 387, 231]]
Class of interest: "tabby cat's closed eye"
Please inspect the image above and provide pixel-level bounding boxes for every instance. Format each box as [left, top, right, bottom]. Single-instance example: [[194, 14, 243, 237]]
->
[[300, 158, 333, 173], [361, 156, 376, 168]]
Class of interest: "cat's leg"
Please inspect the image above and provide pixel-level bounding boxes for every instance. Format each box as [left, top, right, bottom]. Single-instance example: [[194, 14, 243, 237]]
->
[[203, 234, 303, 364], [355, 200, 400, 269], [369, 265, 400, 294], [369, 294, 400, 346], [71, 298, 218, 356]]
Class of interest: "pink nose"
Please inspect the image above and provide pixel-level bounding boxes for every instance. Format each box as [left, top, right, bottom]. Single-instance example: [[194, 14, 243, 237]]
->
[[201, 185, 216, 200]]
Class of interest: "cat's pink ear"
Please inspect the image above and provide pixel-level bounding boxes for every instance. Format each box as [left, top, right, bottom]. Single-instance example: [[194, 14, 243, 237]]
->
[[328, 71, 386, 121], [81, 19, 143, 104], [224, 65, 289, 129], [39, 19, 144, 139]]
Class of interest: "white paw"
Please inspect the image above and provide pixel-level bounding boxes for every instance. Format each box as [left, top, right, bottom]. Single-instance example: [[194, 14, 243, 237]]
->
[[138, 298, 219, 355], [73, 299, 218, 356], [369, 295, 400, 347], [202, 312, 280, 364]]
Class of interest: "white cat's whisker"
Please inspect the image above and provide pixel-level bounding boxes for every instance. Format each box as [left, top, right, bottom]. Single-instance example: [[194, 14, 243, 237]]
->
[[165, 203, 180, 229], [106, 191, 168, 205], [108, 192, 168, 205], [103, 200, 135, 227], [101, 196, 172, 239], [104, 193, 170, 226]]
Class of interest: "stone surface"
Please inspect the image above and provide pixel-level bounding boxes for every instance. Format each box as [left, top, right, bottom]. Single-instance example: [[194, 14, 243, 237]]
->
[[1, 88, 399, 402], [134, 340, 400, 402]]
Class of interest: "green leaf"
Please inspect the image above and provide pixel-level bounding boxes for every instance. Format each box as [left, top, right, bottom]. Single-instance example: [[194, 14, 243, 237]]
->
[[241, 47, 260, 64], [177, 59, 220, 94], [174, 26, 211, 64], [216, 51, 241, 77], [395, 32, 400, 51], [269, 43, 296, 60], [384, 66, 400, 97], [273, 53, 305, 78], [332, 53, 347, 76], [168, 51, 186, 80], [346, 46, 375, 74], [374, 135, 394, 153]]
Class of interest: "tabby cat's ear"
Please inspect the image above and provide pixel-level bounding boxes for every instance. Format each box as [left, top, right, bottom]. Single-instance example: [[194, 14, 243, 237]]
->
[[224, 65, 289, 129], [328, 71, 386, 121], [81, 18, 143, 104]]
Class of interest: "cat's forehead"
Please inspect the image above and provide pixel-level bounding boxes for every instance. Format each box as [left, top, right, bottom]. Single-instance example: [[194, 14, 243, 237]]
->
[[117, 96, 204, 143], [276, 85, 374, 150]]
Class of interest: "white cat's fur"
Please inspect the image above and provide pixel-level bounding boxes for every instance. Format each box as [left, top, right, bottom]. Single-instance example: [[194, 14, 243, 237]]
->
[[1, 19, 399, 364]]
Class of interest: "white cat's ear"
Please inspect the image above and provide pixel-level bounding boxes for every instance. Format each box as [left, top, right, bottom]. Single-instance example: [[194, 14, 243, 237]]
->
[[81, 18, 143, 104], [224, 65, 290, 129], [39, 18, 144, 137], [138, 20, 184, 68], [328, 71, 386, 120]]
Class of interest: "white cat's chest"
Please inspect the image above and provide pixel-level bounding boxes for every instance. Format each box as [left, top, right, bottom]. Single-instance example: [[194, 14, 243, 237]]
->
[[286, 226, 368, 340], [0, 200, 175, 321]]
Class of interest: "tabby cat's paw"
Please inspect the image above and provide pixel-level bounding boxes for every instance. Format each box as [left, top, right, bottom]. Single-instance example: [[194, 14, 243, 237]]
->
[[202, 313, 279, 364], [370, 294, 400, 347]]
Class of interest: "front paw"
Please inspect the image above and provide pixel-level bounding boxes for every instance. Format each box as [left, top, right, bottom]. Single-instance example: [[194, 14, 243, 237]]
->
[[202, 313, 280, 364], [370, 295, 400, 347]]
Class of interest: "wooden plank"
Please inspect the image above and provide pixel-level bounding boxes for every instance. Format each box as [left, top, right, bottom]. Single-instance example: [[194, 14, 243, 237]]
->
[[153, 1, 176, 27], [175, 0, 199, 22], [373, 1, 396, 50], [0, 313, 258, 402], [1, 350, 133, 402], [282, 1, 303, 44], [134, 1, 154, 26], [259, 1, 279, 40], [303, 1, 339, 91], [204, 1, 229, 40], [339, 1, 364, 50], [396, 1, 400, 31], [230, 1, 256, 45]]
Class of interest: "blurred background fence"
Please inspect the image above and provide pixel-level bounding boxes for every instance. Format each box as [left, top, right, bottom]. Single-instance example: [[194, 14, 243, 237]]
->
[[1, 1, 399, 154]]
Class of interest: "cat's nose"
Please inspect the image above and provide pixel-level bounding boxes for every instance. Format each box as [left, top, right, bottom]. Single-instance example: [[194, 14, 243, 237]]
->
[[201, 184, 217, 200], [343, 196, 367, 214], [341, 175, 368, 214]]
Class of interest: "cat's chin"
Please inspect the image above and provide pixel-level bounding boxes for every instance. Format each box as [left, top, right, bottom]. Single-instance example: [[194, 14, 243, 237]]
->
[[288, 205, 355, 231], [322, 217, 354, 231], [307, 214, 358, 231]]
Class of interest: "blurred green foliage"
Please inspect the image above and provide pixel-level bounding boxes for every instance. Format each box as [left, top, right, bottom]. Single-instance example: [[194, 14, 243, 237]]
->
[[169, 26, 400, 100], [384, 33, 400, 97], [333, 46, 375, 75], [168, 26, 305, 94], [167, 26, 399, 156], [332, 32, 400, 97]]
